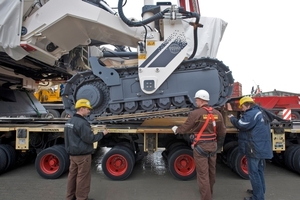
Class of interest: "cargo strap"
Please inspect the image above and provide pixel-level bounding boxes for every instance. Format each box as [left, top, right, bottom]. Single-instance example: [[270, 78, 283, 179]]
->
[[191, 106, 216, 149]]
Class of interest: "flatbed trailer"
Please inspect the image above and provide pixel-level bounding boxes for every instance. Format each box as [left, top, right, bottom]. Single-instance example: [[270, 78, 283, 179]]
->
[[1, 114, 300, 181]]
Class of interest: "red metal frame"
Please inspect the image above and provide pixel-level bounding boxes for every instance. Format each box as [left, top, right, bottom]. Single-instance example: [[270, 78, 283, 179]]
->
[[253, 96, 300, 110], [178, 0, 200, 14], [226, 95, 300, 114]]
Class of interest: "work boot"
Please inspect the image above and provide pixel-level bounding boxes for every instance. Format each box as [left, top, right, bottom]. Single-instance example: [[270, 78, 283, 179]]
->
[[246, 189, 253, 194], [244, 197, 252, 200]]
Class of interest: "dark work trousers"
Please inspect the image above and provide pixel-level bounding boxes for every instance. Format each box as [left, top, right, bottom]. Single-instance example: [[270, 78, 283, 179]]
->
[[66, 154, 92, 200], [193, 142, 217, 200], [247, 157, 266, 200]]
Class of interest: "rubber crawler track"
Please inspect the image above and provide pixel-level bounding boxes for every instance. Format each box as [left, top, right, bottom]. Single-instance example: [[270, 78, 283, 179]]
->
[[63, 57, 234, 124]]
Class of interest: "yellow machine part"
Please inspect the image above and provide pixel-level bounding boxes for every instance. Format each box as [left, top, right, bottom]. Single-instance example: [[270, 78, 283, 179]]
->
[[34, 85, 62, 103]]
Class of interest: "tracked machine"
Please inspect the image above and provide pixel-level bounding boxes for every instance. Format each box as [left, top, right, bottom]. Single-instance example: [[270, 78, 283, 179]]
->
[[0, 0, 238, 180], [0, 0, 233, 119]]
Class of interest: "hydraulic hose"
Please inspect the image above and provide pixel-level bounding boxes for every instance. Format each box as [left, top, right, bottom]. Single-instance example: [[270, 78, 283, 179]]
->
[[186, 12, 200, 59], [118, 0, 168, 27], [117, 0, 200, 59]]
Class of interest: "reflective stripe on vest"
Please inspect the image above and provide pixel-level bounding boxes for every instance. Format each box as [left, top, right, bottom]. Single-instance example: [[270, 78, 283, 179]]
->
[[192, 106, 217, 147]]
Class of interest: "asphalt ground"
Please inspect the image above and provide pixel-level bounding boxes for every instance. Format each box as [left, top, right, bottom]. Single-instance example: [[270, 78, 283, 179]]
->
[[0, 148, 300, 200]]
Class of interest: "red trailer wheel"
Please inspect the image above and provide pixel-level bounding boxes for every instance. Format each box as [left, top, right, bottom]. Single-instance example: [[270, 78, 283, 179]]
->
[[168, 148, 196, 180], [40, 154, 59, 172], [240, 155, 248, 174], [35, 147, 66, 179], [291, 112, 300, 120], [102, 147, 134, 180], [233, 153, 249, 180]]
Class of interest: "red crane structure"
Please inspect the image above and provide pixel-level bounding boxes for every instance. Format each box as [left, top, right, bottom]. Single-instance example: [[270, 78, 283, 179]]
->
[[253, 90, 300, 120]]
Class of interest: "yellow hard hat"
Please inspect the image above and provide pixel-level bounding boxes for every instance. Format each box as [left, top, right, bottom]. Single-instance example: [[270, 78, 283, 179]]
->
[[75, 99, 92, 109], [239, 96, 255, 108]]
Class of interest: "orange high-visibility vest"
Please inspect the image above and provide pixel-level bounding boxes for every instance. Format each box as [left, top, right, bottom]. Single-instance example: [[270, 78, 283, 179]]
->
[[192, 106, 217, 148]]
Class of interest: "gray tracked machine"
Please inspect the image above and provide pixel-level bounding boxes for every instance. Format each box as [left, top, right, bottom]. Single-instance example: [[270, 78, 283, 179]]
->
[[60, 0, 234, 123], [63, 57, 233, 123], [0, 0, 240, 181], [0, 0, 233, 120]]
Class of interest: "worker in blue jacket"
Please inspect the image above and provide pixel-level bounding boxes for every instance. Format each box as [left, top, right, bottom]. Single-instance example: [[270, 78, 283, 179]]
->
[[228, 96, 273, 200]]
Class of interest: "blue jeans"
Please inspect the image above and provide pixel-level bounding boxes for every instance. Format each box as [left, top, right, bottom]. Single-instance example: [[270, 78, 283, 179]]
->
[[246, 157, 266, 200]]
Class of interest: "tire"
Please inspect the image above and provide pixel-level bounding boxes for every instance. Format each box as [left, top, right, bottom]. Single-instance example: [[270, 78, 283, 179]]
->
[[0, 144, 16, 171], [227, 146, 239, 169], [167, 145, 190, 161], [101, 147, 135, 180], [52, 145, 70, 172], [291, 112, 300, 120], [165, 140, 187, 159], [292, 146, 300, 174], [272, 152, 285, 167], [229, 147, 240, 171], [167, 143, 189, 159], [284, 145, 300, 171], [0, 145, 11, 171], [0, 147, 7, 173], [44, 109, 60, 118], [221, 141, 238, 165], [232, 153, 266, 180], [233, 152, 249, 179], [223, 141, 239, 153], [114, 145, 135, 164], [168, 148, 196, 180], [161, 150, 168, 160], [60, 110, 70, 118], [35, 147, 66, 179]]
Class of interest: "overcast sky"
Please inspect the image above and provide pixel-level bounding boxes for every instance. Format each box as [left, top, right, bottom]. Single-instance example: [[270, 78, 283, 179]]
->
[[110, 0, 300, 95]]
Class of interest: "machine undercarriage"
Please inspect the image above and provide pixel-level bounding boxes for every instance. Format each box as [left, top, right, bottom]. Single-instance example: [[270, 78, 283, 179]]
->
[[63, 56, 233, 123]]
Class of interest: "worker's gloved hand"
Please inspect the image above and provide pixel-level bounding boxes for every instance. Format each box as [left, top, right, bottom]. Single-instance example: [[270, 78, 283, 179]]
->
[[172, 126, 178, 134], [102, 129, 109, 135]]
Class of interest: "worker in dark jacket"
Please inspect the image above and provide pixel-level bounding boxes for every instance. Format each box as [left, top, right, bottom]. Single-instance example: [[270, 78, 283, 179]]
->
[[229, 96, 273, 200], [172, 90, 226, 200], [64, 99, 108, 200]]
